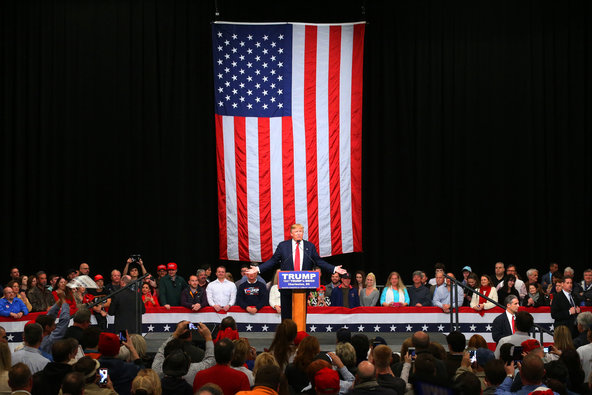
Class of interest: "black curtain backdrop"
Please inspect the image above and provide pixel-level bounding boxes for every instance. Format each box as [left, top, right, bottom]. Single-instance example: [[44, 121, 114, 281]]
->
[[1, 0, 591, 285]]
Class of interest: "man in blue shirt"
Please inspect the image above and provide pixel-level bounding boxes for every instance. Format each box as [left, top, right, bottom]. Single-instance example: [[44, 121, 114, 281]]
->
[[0, 286, 28, 318], [432, 273, 464, 313]]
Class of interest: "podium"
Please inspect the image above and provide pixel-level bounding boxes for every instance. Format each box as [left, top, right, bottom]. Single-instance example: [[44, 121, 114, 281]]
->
[[278, 271, 320, 331]]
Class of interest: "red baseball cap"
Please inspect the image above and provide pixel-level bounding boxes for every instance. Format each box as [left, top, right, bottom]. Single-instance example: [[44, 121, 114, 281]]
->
[[93, 274, 104, 281], [167, 262, 177, 270], [521, 339, 541, 354], [314, 368, 340, 394], [157, 265, 167, 271], [98, 332, 121, 357]]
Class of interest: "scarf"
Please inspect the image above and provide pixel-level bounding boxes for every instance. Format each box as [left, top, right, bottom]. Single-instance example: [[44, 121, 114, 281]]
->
[[529, 292, 540, 303], [478, 286, 491, 305]]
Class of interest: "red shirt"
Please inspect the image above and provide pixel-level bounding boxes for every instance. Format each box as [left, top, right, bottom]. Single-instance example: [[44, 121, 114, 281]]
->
[[193, 364, 250, 394]]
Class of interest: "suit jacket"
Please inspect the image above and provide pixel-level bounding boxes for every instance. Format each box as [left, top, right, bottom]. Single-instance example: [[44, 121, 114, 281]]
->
[[492, 312, 513, 343], [551, 290, 577, 329], [108, 287, 146, 333], [258, 239, 334, 274]]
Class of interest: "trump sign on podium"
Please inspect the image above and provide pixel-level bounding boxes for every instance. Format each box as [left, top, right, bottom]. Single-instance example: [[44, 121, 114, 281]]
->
[[278, 271, 320, 289]]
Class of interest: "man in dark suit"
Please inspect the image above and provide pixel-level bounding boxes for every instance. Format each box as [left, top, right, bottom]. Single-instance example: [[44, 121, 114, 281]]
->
[[108, 275, 145, 334], [551, 276, 580, 336], [251, 223, 346, 320], [492, 295, 520, 343]]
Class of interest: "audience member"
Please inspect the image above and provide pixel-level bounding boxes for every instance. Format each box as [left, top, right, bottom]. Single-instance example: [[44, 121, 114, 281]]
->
[[522, 282, 549, 307], [72, 356, 117, 394], [470, 275, 498, 311], [467, 334, 488, 350], [11, 323, 50, 374], [268, 319, 297, 370], [109, 275, 146, 334], [192, 337, 250, 394], [8, 268, 21, 286], [497, 264, 527, 300], [8, 362, 32, 395], [0, 286, 28, 318], [97, 332, 141, 395], [325, 272, 341, 298], [180, 275, 207, 312], [27, 271, 54, 312], [460, 266, 472, 285], [551, 276, 580, 336], [577, 328, 592, 381], [330, 273, 360, 308], [349, 361, 396, 394], [541, 262, 559, 291], [526, 268, 539, 284], [372, 345, 405, 394], [161, 349, 193, 395], [491, 261, 505, 287], [236, 364, 282, 395], [231, 338, 255, 386], [444, 331, 466, 379], [157, 262, 187, 309], [336, 341, 357, 375], [491, 295, 520, 343], [432, 273, 464, 313], [206, 266, 237, 313], [496, 275, 521, 305], [286, 335, 320, 393], [545, 325, 575, 362], [360, 273, 380, 306], [579, 268, 592, 305], [269, 269, 282, 313], [152, 321, 214, 385], [0, 342, 10, 393], [34, 338, 78, 395], [236, 270, 269, 314], [36, 291, 70, 356], [408, 271, 432, 307], [428, 263, 446, 286], [64, 308, 91, 344], [454, 348, 494, 390], [380, 272, 409, 307], [353, 270, 366, 297], [104, 270, 122, 294], [498, 354, 556, 394], [134, 369, 162, 395], [462, 273, 478, 307]]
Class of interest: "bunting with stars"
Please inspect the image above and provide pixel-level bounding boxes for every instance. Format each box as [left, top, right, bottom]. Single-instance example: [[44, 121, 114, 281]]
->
[[212, 22, 365, 262]]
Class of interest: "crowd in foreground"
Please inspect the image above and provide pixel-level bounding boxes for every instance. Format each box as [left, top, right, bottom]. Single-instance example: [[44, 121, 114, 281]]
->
[[1, 309, 592, 395]]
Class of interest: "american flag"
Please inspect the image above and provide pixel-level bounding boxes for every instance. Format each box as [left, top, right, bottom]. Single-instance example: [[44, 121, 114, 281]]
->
[[212, 22, 364, 262]]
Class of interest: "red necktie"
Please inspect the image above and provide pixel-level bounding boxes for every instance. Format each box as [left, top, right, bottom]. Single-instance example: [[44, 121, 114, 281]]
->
[[294, 241, 301, 271], [512, 316, 515, 333]]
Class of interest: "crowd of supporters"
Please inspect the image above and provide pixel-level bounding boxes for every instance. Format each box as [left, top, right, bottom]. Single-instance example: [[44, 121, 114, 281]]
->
[[1, 260, 592, 394]]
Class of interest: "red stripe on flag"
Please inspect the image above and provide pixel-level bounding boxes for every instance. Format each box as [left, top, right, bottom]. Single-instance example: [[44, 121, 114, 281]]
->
[[351, 24, 365, 252], [234, 117, 250, 261], [328, 26, 343, 255], [258, 118, 273, 260], [215, 114, 228, 260], [304, 25, 319, 248], [282, 117, 296, 239]]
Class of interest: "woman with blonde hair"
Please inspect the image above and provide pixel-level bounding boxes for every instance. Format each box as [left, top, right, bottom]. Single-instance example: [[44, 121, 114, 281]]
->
[[253, 352, 279, 376], [545, 325, 575, 362], [360, 273, 380, 306], [136, 369, 162, 395], [380, 272, 409, 306]]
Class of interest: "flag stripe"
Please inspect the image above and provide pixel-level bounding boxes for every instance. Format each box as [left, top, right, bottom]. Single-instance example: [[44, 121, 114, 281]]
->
[[328, 25, 343, 255], [316, 26, 332, 256], [234, 117, 250, 261], [222, 115, 238, 260], [280, 116, 295, 240], [258, 118, 272, 261], [246, 117, 261, 262], [215, 114, 228, 259], [292, 25, 308, 241], [350, 23, 364, 252], [339, 26, 354, 253], [304, 25, 319, 249]]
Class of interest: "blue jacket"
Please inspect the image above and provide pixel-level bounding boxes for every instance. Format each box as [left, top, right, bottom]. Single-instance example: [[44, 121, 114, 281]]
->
[[0, 297, 28, 316], [330, 285, 360, 308]]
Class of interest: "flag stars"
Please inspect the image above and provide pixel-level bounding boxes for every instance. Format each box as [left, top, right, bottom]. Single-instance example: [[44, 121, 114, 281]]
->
[[217, 45, 223, 51], [225, 95, 230, 101], [255, 97, 261, 103], [217, 73, 223, 79], [262, 76, 268, 82], [271, 42, 276, 48], [247, 103, 253, 109], [247, 34, 253, 40], [239, 69, 245, 75], [270, 83, 276, 88], [223, 67, 229, 73], [217, 31, 223, 38], [240, 41, 245, 47], [231, 75, 237, 81], [224, 40, 230, 45], [224, 53, 230, 59], [217, 59, 223, 65], [231, 47, 237, 53], [270, 70, 276, 75], [271, 56, 276, 61], [247, 62, 253, 68], [277, 89, 283, 95], [218, 101, 223, 107], [262, 103, 268, 109], [255, 70, 261, 75], [239, 82, 245, 88], [247, 76, 253, 82], [270, 97, 276, 103], [255, 56, 261, 61], [239, 96, 245, 102], [225, 81, 230, 87], [262, 62, 268, 68], [255, 83, 261, 89], [262, 49, 268, 55], [232, 33, 237, 39], [278, 34, 284, 39], [263, 35, 268, 40], [218, 87, 223, 93], [277, 62, 283, 68], [262, 90, 268, 96], [278, 103, 283, 109], [247, 90, 253, 95], [231, 61, 237, 67], [232, 89, 238, 95], [277, 76, 283, 81], [239, 55, 245, 61], [278, 48, 284, 54], [255, 42, 261, 48], [247, 48, 253, 54], [232, 103, 238, 108]]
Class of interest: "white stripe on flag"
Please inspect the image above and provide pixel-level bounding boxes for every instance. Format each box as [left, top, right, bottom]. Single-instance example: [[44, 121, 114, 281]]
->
[[269, 117, 285, 250], [291, 24, 308, 238], [316, 26, 332, 256], [245, 117, 261, 262], [339, 25, 354, 253], [222, 115, 239, 260]]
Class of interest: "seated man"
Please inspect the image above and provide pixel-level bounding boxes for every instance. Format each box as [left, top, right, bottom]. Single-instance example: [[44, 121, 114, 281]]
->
[[408, 271, 432, 306], [329, 273, 360, 308], [236, 270, 269, 314], [0, 286, 28, 318], [181, 274, 209, 312]]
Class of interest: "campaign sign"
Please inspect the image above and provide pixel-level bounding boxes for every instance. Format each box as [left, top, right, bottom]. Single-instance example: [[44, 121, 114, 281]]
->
[[278, 271, 320, 289]]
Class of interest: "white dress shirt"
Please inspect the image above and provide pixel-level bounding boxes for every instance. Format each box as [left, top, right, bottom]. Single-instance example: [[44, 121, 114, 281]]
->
[[206, 278, 237, 306]]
